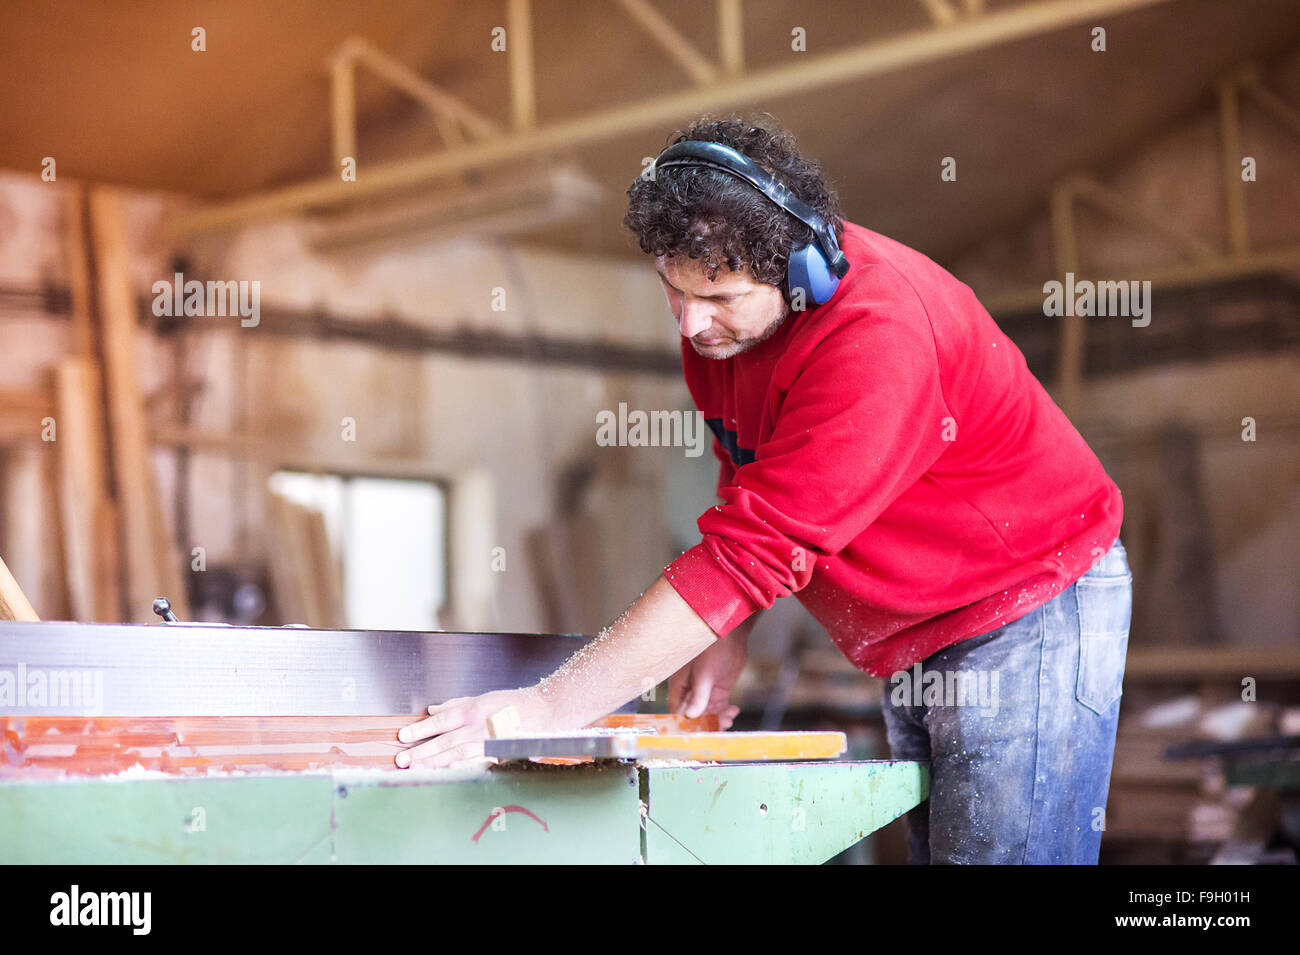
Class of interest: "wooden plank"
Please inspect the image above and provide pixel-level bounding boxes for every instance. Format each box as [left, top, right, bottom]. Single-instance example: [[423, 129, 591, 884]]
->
[[330, 56, 356, 168], [0, 716, 408, 777], [507, 0, 536, 130], [0, 386, 52, 421], [981, 242, 1300, 315], [0, 713, 719, 777], [490, 730, 847, 762], [1050, 179, 1083, 419], [0, 385, 53, 443], [267, 493, 317, 626], [61, 183, 95, 358], [54, 359, 115, 620], [151, 426, 459, 481], [1, 447, 65, 618], [633, 731, 846, 761], [1241, 72, 1300, 140], [486, 705, 520, 739], [0, 555, 40, 621], [1072, 177, 1217, 261], [302, 503, 343, 629], [89, 188, 188, 622], [345, 38, 500, 141], [1125, 646, 1300, 678], [917, 0, 960, 27], [1217, 76, 1249, 257], [524, 522, 601, 633], [266, 494, 342, 629], [1111, 730, 1206, 785], [1105, 784, 1200, 841], [524, 526, 566, 632], [347, 40, 470, 146], [64, 182, 124, 620], [446, 470, 497, 632], [94, 499, 123, 622], [1208, 788, 1278, 863], [718, 0, 744, 74], [597, 713, 718, 732]]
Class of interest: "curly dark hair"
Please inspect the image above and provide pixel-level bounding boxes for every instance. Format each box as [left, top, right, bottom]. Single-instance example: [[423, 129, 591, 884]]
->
[[624, 114, 844, 304]]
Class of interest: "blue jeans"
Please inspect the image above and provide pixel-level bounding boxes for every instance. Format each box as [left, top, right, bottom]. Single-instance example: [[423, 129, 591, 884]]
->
[[880, 540, 1132, 864]]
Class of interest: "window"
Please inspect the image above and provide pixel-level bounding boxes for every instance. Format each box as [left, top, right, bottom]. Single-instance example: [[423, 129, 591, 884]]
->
[[269, 471, 447, 631]]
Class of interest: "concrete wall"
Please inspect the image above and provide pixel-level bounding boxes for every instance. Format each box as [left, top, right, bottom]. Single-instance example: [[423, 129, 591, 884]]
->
[[949, 50, 1300, 645], [0, 171, 714, 632]]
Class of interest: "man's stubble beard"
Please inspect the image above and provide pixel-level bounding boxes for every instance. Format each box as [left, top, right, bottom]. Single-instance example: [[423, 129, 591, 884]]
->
[[690, 307, 792, 360]]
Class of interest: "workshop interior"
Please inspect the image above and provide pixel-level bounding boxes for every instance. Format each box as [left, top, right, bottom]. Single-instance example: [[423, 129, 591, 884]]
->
[[0, 0, 1298, 868]]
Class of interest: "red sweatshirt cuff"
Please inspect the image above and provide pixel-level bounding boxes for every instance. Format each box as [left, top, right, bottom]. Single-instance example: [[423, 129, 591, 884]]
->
[[663, 542, 759, 638]]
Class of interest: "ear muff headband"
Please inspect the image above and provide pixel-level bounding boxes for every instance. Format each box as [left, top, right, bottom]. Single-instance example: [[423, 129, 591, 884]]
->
[[652, 140, 849, 304]]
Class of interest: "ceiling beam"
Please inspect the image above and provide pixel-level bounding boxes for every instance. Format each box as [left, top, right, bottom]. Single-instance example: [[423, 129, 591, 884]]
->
[[348, 39, 490, 143], [1065, 175, 1218, 262], [717, 0, 744, 76], [330, 56, 357, 168], [985, 57, 1300, 334], [917, 0, 961, 28], [1217, 71, 1250, 257], [508, 0, 537, 130], [981, 242, 1300, 316], [1240, 68, 1300, 139], [168, 0, 1174, 238], [331, 37, 503, 152], [616, 0, 718, 85]]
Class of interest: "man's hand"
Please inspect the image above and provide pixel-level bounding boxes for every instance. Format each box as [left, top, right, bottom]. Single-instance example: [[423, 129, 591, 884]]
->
[[395, 686, 553, 769], [395, 575, 722, 767], [667, 622, 752, 728]]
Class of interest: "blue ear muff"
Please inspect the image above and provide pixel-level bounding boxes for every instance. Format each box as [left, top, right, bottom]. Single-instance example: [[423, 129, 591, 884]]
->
[[787, 241, 840, 306]]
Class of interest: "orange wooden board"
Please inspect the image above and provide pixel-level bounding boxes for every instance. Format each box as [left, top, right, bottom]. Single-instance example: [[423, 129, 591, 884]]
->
[[0, 713, 722, 777], [1, 716, 410, 777], [495, 730, 848, 763], [594, 713, 719, 732], [630, 731, 846, 761]]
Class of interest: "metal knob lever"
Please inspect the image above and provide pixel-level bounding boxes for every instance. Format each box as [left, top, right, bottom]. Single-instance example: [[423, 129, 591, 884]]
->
[[153, 597, 180, 623]]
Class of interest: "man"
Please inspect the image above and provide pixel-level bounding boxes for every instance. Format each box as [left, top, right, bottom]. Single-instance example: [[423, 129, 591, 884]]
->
[[397, 115, 1131, 865]]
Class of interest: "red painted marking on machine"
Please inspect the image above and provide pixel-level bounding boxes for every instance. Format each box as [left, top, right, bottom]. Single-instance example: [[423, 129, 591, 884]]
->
[[471, 805, 549, 842]]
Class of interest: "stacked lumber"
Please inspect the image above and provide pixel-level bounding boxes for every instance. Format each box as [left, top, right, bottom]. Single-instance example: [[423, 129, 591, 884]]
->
[[0, 184, 186, 623], [90, 189, 188, 621], [267, 493, 344, 628], [1105, 693, 1293, 863]]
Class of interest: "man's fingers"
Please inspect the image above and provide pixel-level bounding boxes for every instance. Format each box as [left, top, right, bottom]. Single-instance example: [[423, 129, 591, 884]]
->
[[719, 704, 740, 730], [683, 673, 713, 719], [397, 706, 471, 744], [667, 671, 688, 713], [397, 739, 485, 769], [426, 696, 477, 716], [396, 725, 483, 768]]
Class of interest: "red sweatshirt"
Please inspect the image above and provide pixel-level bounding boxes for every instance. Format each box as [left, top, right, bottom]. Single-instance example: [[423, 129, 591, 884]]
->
[[663, 221, 1123, 677]]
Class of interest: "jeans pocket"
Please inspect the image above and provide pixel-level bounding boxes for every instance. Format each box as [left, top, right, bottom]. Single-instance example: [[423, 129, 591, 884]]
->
[[1075, 575, 1132, 716]]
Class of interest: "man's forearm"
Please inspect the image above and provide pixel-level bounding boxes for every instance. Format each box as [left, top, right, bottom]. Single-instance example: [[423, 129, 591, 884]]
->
[[533, 575, 722, 727]]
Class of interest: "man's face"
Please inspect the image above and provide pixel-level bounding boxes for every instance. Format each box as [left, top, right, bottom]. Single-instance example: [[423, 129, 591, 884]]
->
[[656, 255, 789, 359]]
